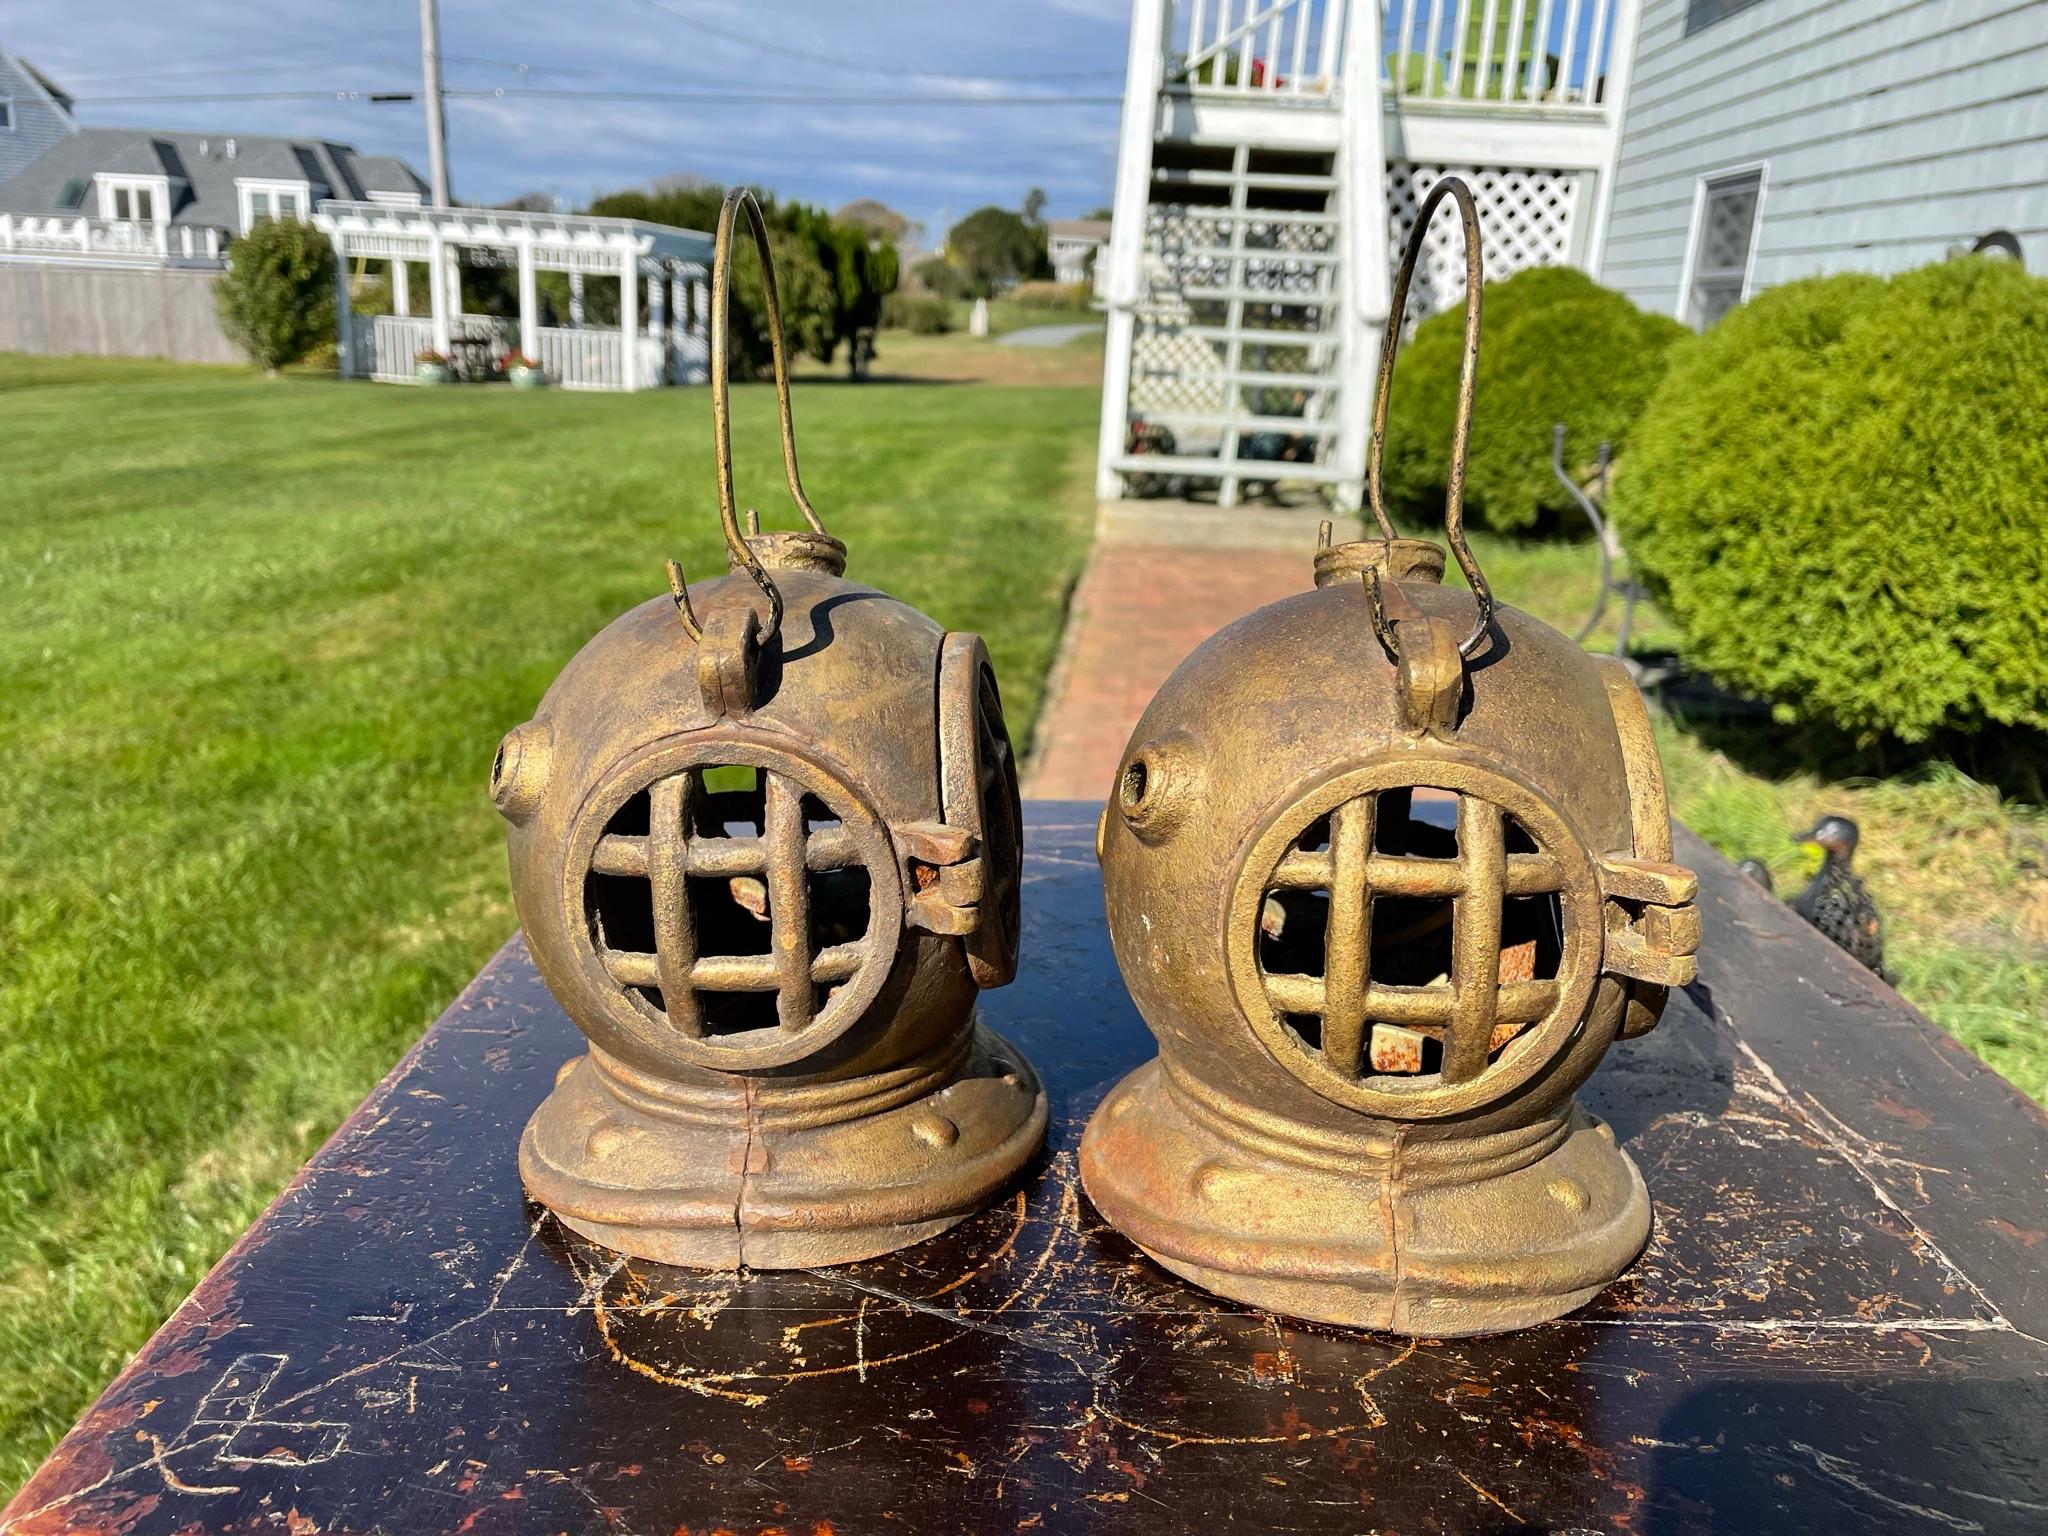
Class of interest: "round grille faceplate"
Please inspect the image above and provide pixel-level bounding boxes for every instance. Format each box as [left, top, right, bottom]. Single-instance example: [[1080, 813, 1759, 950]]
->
[[1227, 759, 1602, 1119], [569, 739, 903, 1071]]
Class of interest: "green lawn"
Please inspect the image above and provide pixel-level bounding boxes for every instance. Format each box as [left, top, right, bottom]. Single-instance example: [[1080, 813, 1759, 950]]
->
[[0, 354, 1097, 1492], [947, 297, 1102, 337]]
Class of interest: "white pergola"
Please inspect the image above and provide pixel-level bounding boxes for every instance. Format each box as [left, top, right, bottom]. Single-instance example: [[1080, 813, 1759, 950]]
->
[[312, 201, 715, 391]]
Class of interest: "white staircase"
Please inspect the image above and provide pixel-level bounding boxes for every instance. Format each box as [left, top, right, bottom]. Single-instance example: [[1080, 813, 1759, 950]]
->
[[1095, 0, 1638, 511]]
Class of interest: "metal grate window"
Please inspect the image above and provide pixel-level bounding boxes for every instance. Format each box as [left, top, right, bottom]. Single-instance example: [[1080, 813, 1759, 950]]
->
[[1684, 0, 1769, 37], [1254, 788, 1567, 1086], [1686, 170, 1764, 329], [582, 764, 883, 1051]]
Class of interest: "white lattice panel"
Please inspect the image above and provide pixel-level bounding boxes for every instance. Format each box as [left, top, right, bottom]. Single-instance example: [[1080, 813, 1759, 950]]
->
[[1385, 164, 1582, 326], [1130, 330, 1230, 417]]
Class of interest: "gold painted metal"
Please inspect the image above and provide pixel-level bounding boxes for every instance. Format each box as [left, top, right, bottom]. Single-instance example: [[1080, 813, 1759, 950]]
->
[[1080, 178, 1700, 1336], [497, 189, 1045, 1269]]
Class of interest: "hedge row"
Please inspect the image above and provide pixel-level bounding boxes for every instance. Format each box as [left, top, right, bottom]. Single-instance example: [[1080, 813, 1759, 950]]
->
[[1612, 256, 2048, 743]]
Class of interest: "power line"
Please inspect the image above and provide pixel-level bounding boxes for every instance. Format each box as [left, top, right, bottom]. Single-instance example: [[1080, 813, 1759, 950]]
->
[[622, 0, 1127, 83], [55, 55, 410, 85], [71, 90, 411, 103], [72, 86, 1125, 107], [451, 86, 1124, 106]]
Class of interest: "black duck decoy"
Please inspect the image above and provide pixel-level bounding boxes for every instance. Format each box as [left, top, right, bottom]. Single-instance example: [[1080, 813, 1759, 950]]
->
[[1789, 814, 1889, 980]]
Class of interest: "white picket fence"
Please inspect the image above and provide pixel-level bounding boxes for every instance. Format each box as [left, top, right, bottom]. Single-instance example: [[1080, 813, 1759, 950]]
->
[[347, 316, 700, 390], [536, 327, 624, 390], [350, 315, 433, 382]]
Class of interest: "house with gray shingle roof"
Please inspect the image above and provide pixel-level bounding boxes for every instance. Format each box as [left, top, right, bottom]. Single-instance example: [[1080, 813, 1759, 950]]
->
[[0, 125, 425, 266], [0, 93, 427, 363], [0, 48, 76, 184]]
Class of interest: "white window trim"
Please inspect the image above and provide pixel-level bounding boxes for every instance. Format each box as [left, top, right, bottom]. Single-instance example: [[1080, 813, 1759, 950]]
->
[[1675, 160, 1769, 328], [0, 95, 15, 132], [236, 178, 315, 234], [95, 173, 172, 224], [366, 189, 424, 209]]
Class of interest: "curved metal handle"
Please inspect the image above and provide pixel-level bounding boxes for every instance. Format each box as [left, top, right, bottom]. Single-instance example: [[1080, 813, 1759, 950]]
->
[[671, 187, 830, 648], [1363, 176, 1495, 661]]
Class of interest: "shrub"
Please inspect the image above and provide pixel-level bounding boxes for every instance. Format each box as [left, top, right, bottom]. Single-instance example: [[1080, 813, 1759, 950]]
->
[[1013, 280, 1093, 311], [1381, 265, 1688, 532], [584, 184, 896, 377], [215, 218, 336, 374], [1612, 256, 2048, 742], [882, 293, 952, 334], [944, 205, 1050, 297], [914, 255, 972, 302]]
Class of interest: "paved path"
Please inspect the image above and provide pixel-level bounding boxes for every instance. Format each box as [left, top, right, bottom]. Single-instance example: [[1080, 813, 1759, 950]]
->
[[998, 322, 1101, 348], [1024, 504, 1359, 801]]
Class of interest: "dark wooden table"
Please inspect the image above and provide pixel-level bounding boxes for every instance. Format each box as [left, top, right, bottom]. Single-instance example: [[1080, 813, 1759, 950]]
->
[[8, 806, 2047, 1535]]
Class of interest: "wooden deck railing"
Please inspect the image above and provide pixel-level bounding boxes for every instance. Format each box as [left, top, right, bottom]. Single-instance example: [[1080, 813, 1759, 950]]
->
[[1380, 0, 1619, 108], [1160, 0, 1621, 111], [1167, 0, 1348, 95]]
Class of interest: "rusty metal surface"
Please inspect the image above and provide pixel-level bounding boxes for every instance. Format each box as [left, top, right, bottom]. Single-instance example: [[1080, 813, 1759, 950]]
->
[[496, 188, 1044, 1271], [1084, 178, 1699, 1336], [8, 808, 2048, 1536]]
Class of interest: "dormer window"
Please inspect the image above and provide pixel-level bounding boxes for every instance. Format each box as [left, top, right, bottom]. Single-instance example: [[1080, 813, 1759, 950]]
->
[[96, 175, 170, 224], [236, 179, 312, 233]]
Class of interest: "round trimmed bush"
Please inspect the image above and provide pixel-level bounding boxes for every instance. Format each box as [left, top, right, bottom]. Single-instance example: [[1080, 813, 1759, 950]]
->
[[1381, 265, 1688, 532], [1612, 256, 2048, 742], [881, 293, 952, 334]]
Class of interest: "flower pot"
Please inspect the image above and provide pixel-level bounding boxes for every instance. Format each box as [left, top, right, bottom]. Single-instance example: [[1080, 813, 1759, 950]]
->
[[509, 365, 548, 391], [416, 362, 452, 386]]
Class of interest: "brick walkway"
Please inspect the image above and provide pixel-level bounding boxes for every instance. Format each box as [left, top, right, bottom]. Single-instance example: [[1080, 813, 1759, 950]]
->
[[1025, 506, 1351, 801]]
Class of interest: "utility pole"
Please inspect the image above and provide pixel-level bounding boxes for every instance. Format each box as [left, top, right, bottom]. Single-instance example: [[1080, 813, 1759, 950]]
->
[[419, 0, 452, 207]]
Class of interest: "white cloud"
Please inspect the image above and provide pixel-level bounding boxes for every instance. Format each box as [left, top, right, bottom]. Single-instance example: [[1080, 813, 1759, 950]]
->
[[14, 0, 1130, 233]]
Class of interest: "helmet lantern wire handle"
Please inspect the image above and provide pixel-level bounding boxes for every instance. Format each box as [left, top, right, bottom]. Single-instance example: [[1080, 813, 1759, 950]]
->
[[1364, 175, 1496, 663], [667, 186, 830, 648]]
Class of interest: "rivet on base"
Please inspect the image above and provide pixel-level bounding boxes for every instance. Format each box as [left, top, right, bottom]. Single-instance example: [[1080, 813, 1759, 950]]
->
[[913, 1115, 960, 1149]]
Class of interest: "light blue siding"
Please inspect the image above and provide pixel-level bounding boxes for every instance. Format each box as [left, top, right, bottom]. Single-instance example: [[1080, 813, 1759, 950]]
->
[[1598, 0, 2048, 318]]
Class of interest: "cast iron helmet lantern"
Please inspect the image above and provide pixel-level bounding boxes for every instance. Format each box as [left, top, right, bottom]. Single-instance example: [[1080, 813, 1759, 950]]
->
[[495, 190, 1045, 1269], [1080, 180, 1700, 1336]]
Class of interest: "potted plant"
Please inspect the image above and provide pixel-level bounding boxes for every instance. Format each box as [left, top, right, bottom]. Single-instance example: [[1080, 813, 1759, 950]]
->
[[503, 351, 548, 390], [415, 348, 451, 385]]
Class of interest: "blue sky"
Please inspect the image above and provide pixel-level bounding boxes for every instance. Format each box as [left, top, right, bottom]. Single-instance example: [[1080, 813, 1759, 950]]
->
[[5, 0, 1133, 243]]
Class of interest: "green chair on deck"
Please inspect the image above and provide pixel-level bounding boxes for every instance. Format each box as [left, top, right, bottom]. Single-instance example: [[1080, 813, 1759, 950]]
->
[[1460, 0, 1556, 99]]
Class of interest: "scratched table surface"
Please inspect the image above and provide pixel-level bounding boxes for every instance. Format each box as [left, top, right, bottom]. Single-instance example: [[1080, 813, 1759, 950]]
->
[[8, 804, 2048, 1536]]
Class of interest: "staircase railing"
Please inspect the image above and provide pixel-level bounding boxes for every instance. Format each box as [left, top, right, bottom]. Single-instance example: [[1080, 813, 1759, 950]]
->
[[1379, 0, 1621, 109], [1167, 0, 1348, 96]]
